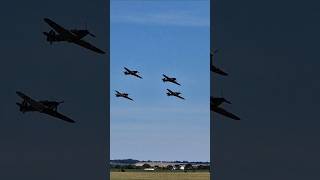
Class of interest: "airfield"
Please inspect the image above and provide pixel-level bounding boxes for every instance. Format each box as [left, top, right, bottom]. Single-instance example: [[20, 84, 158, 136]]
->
[[111, 171, 210, 180]]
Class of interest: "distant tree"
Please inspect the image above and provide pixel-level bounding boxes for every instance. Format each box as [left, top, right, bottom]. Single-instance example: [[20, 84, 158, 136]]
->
[[114, 165, 121, 169], [126, 165, 135, 169], [167, 165, 174, 171], [197, 165, 210, 170], [121, 168, 125, 172], [185, 164, 193, 170], [174, 165, 181, 170], [111, 159, 139, 164], [142, 163, 151, 168]]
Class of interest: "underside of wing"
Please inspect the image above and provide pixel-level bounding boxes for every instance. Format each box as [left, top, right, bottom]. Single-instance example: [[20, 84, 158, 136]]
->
[[73, 39, 105, 54], [43, 109, 75, 123], [212, 106, 240, 120], [44, 18, 73, 37]]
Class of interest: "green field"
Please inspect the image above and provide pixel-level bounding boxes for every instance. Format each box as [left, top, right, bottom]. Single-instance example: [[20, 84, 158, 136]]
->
[[111, 172, 210, 180]]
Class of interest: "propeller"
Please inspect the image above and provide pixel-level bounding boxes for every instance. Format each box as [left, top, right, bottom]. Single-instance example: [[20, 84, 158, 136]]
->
[[49, 30, 55, 35], [47, 30, 55, 44]]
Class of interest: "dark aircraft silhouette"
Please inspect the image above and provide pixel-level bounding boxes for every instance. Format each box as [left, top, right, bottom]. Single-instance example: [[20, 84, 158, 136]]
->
[[162, 74, 181, 86], [210, 49, 228, 76], [166, 89, 185, 100], [16, 91, 75, 123], [115, 90, 134, 101], [43, 18, 106, 54], [124, 67, 142, 79], [211, 96, 240, 120]]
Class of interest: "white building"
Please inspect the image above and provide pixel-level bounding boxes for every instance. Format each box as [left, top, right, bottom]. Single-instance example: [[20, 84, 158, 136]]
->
[[144, 168, 155, 171]]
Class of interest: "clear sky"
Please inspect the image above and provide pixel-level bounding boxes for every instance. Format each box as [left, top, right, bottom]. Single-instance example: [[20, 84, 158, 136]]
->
[[110, 0, 210, 162]]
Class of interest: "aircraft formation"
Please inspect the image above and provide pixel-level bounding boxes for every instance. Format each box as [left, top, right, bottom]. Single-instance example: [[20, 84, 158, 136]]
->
[[115, 48, 240, 121], [16, 17, 238, 123], [115, 67, 185, 101], [211, 48, 241, 120], [16, 18, 107, 123]]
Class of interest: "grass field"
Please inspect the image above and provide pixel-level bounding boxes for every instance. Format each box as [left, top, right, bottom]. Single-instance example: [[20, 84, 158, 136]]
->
[[111, 172, 210, 180]]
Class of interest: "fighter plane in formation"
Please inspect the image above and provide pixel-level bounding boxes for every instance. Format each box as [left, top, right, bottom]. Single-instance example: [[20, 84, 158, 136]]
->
[[211, 97, 240, 120], [162, 74, 181, 86], [16, 91, 75, 123], [166, 89, 185, 100], [115, 90, 134, 101], [124, 67, 142, 79], [210, 49, 228, 76], [43, 18, 106, 54]]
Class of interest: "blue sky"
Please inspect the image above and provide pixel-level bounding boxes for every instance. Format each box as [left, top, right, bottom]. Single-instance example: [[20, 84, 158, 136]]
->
[[110, 0, 210, 162]]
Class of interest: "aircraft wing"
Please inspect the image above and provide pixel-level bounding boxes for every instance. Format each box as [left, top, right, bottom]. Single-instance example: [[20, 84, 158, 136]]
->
[[211, 106, 240, 120], [163, 74, 169, 78], [167, 89, 174, 93], [16, 91, 46, 112], [73, 39, 106, 54], [44, 18, 74, 38], [124, 67, 130, 72], [125, 96, 134, 101], [176, 95, 185, 100], [134, 74, 142, 79], [42, 109, 75, 123], [211, 65, 228, 76], [173, 81, 181, 86]]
